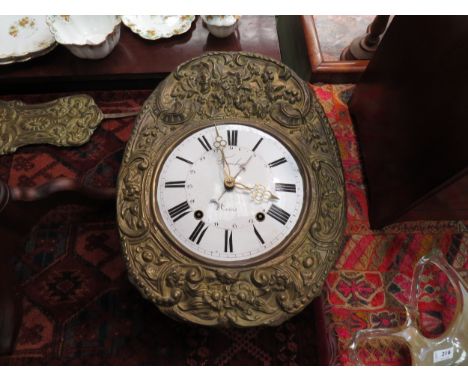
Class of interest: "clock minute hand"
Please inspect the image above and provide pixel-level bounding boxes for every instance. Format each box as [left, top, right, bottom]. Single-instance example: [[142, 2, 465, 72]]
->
[[213, 125, 231, 178]]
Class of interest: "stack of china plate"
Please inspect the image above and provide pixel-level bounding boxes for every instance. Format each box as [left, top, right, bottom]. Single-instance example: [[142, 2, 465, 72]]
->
[[0, 15, 204, 64], [0, 15, 57, 65], [46, 16, 122, 59], [121, 15, 195, 40]]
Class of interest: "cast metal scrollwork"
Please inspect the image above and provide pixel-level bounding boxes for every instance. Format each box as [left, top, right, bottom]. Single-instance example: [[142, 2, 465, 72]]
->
[[0, 95, 103, 155], [119, 157, 149, 237], [156, 53, 310, 129], [117, 52, 346, 327]]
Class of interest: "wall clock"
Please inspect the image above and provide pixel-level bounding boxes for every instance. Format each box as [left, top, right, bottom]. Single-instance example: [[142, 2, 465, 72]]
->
[[117, 52, 346, 327]]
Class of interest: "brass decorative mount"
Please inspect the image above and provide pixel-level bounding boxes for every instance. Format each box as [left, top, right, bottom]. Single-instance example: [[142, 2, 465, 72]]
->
[[117, 51, 346, 327], [0, 95, 103, 155]]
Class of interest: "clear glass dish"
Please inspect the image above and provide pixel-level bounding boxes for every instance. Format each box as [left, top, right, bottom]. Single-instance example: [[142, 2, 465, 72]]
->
[[349, 250, 468, 366]]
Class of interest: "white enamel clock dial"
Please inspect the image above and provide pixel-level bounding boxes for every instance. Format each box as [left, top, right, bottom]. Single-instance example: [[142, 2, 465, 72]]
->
[[156, 124, 304, 263]]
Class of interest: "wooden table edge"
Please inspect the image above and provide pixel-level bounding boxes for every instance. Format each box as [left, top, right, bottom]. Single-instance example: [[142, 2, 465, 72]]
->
[[300, 15, 369, 74]]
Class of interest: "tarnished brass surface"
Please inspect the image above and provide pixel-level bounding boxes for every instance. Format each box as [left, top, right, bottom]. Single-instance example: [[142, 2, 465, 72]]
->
[[0, 95, 103, 155], [117, 52, 346, 327]]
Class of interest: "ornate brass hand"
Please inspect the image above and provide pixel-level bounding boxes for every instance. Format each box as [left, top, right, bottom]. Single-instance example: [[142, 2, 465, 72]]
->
[[213, 125, 230, 178], [234, 182, 280, 203], [217, 155, 253, 202]]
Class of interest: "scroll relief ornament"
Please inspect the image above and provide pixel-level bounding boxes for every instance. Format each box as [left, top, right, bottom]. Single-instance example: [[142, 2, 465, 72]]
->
[[117, 52, 346, 327], [0, 95, 103, 155]]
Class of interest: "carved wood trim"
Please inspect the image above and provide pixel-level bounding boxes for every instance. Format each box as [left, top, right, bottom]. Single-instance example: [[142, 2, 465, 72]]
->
[[300, 16, 368, 81]]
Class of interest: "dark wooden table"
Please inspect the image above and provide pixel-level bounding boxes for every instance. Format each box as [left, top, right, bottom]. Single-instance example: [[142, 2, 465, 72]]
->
[[0, 16, 281, 94]]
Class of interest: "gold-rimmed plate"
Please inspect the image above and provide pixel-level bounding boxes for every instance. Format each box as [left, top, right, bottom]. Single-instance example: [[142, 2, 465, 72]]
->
[[0, 15, 57, 65], [122, 15, 195, 40]]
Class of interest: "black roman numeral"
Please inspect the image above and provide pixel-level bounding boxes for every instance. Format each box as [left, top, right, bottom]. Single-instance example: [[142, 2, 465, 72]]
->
[[275, 183, 296, 193], [267, 204, 291, 225], [176, 156, 193, 165], [268, 157, 287, 168], [224, 230, 233, 253], [165, 181, 186, 188], [189, 221, 209, 245], [227, 130, 238, 146], [198, 135, 212, 151], [168, 201, 191, 222], [252, 137, 263, 152], [253, 225, 265, 244]]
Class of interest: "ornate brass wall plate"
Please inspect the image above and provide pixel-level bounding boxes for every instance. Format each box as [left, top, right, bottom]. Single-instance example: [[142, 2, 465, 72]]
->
[[0, 95, 103, 155], [117, 52, 346, 327]]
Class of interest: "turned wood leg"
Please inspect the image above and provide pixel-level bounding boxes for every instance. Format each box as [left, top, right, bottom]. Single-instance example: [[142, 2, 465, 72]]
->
[[341, 16, 390, 61], [0, 178, 115, 355]]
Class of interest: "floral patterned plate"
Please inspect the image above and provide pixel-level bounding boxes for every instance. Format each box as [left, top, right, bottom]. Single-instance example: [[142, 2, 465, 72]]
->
[[121, 15, 195, 40], [0, 16, 57, 65]]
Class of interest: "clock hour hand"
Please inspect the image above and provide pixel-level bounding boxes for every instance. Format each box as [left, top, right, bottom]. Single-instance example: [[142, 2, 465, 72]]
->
[[234, 182, 280, 203]]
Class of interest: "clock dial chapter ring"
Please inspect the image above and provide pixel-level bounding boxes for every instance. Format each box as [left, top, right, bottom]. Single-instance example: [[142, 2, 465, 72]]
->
[[149, 120, 312, 268]]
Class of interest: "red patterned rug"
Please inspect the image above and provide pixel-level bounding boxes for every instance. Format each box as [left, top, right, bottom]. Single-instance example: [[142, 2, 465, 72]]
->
[[311, 84, 468, 365], [0, 85, 466, 365], [0, 90, 320, 366]]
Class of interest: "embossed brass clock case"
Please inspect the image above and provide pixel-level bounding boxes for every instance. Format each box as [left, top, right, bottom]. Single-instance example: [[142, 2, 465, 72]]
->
[[117, 52, 346, 327]]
